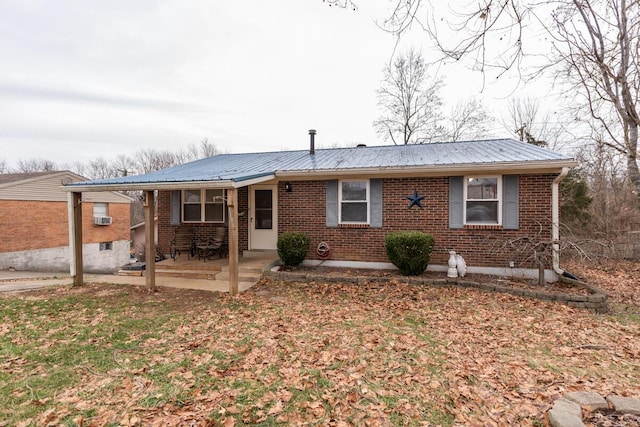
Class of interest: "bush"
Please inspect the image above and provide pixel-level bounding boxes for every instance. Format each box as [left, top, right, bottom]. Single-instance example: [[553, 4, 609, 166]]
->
[[277, 232, 311, 267], [385, 231, 435, 276]]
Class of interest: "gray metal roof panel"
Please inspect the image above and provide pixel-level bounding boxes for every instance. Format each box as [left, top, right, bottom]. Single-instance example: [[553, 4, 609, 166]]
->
[[67, 139, 574, 187]]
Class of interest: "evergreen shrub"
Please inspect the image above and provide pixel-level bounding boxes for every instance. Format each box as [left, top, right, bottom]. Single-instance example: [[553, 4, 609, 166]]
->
[[384, 231, 435, 275], [277, 232, 311, 267]]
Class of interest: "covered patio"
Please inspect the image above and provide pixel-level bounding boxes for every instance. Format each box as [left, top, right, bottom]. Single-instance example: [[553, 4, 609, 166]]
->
[[64, 169, 277, 295]]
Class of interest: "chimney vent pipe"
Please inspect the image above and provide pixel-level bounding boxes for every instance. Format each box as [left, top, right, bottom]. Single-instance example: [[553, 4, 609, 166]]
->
[[309, 129, 316, 154]]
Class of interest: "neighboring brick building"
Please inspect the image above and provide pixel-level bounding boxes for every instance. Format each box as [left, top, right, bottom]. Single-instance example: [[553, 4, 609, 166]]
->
[[0, 171, 131, 272], [68, 137, 577, 281]]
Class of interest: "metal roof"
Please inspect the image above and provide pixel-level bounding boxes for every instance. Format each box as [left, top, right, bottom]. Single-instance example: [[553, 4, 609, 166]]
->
[[65, 139, 576, 190]]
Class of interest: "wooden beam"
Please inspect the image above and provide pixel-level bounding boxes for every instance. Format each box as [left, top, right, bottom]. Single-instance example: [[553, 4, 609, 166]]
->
[[227, 188, 239, 295], [69, 192, 84, 287], [144, 190, 156, 291]]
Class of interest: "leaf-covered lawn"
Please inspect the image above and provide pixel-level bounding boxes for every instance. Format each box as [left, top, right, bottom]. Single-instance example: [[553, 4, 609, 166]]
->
[[1, 260, 638, 426]]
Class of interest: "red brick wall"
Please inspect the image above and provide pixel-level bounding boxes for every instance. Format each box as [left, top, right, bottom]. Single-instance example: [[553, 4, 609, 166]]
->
[[0, 201, 130, 252], [278, 175, 555, 268], [156, 174, 556, 268], [157, 189, 249, 256]]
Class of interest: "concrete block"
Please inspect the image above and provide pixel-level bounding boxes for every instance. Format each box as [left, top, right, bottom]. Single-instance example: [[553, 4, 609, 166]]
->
[[565, 391, 608, 411], [607, 395, 640, 415], [548, 408, 585, 427]]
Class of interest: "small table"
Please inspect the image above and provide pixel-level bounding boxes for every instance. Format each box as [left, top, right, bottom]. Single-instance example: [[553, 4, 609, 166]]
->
[[197, 244, 215, 261]]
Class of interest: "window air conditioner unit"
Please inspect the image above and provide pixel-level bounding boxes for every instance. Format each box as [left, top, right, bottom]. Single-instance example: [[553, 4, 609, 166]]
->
[[94, 216, 112, 225]]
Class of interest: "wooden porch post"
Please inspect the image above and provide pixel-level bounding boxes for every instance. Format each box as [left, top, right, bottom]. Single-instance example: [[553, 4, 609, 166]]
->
[[144, 190, 156, 291], [68, 192, 84, 287], [227, 188, 239, 295]]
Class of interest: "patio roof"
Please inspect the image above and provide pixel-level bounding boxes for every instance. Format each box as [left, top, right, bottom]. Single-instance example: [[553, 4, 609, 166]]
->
[[63, 138, 577, 192]]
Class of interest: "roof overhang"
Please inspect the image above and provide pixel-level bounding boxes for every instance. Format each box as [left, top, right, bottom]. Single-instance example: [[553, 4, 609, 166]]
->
[[62, 158, 578, 192], [275, 160, 579, 180], [62, 174, 276, 192]]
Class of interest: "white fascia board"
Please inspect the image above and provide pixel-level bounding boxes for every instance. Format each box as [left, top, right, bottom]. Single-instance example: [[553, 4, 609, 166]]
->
[[275, 160, 578, 180], [61, 174, 276, 193]]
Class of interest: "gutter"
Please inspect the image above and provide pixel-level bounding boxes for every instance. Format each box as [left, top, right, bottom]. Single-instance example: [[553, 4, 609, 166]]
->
[[552, 167, 569, 276], [276, 160, 579, 180], [60, 174, 276, 192]]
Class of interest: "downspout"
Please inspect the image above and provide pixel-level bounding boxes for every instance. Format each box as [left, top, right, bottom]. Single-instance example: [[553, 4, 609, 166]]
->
[[552, 167, 569, 276]]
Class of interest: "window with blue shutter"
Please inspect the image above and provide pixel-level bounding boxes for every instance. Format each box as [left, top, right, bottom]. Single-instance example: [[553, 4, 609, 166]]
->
[[326, 179, 382, 227], [326, 180, 338, 227], [502, 175, 519, 229], [449, 177, 464, 229], [450, 175, 520, 228]]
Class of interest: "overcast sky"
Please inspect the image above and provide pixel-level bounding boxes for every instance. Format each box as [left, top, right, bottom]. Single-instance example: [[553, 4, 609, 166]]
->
[[0, 0, 551, 168]]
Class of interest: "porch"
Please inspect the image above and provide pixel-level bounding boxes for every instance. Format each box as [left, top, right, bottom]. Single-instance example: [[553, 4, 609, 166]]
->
[[117, 250, 279, 292]]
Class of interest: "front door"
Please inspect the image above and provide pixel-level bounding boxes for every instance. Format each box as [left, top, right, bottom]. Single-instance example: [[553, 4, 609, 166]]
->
[[249, 185, 277, 250]]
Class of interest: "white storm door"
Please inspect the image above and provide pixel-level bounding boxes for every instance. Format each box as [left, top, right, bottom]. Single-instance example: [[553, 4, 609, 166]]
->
[[249, 185, 278, 250]]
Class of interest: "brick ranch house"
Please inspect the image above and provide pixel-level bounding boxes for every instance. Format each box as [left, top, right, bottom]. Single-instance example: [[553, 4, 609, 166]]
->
[[64, 136, 577, 294], [0, 171, 131, 272]]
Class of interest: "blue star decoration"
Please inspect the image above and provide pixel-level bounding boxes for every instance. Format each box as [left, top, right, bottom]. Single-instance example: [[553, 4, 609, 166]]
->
[[405, 189, 425, 209]]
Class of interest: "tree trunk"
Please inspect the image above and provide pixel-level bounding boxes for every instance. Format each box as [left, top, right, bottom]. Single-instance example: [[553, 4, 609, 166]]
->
[[627, 124, 640, 204]]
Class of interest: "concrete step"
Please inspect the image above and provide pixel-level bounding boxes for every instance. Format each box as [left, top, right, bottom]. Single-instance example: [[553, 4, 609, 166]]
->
[[214, 271, 261, 282], [155, 269, 219, 280], [219, 265, 263, 274], [242, 250, 278, 259], [116, 270, 144, 277], [155, 262, 223, 272]]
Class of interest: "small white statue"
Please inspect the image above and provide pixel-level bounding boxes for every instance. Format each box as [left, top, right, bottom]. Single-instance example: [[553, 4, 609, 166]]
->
[[448, 251, 458, 278]]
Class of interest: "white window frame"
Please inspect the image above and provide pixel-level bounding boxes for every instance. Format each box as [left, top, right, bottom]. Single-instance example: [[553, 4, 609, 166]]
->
[[338, 179, 370, 224], [93, 202, 109, 217], [182, 189, 226, 223], [99, 241, 113, 251], [464, 175, 502, 225]]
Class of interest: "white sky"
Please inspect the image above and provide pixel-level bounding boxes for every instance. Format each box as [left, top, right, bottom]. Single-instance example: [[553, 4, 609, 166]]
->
[[0, 0, 554, 168]]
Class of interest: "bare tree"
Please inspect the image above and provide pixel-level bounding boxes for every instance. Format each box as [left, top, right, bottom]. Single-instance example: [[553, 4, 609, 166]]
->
[[578, 137, 640, 239], [322, 0, 357, 9], [502, 97, 572, 150], [373, 49, 445, 144], [199, 138, 220, 158], [376, 0, 640, 203], [136, 148, 177, 173], [176, 138, 221, 163], [86, 157, 116, 180], [14, 158, 57, 172], [445, 98, 494, 142], [0, 159, 7, 174], [112, 154, 138, 177], [552, 0, 640, 203]]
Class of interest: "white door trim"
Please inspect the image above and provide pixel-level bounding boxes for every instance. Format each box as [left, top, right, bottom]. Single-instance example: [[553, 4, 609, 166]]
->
[[249, 184, 278, 250]]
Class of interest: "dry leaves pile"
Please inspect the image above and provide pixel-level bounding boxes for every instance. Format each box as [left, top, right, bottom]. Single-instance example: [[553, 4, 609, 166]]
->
[[0, 260, 638, 426]]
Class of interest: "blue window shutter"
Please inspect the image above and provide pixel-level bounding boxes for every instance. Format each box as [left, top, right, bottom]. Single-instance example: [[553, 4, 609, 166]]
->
[[449, 176, 464, 229], [326, 180, 338, 227], [170, 190, 181, 225], [502, 175, 519, 229], [370, 179, 382, 228]]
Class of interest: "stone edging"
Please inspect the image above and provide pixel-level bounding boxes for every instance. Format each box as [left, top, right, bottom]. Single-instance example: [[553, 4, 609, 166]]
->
[[548, 391, 640, 426], [262, 269, 608, 312]]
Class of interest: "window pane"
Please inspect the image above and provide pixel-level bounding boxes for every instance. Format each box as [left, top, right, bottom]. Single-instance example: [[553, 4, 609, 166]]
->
[[342, 181, 367, 201], [184, 190, 201, 203], [206, 189, 223, 202], [341, 202, 367, 222], [93, 202, 108, 216], [183, 204, 201, 221], [255, 190, 272, 209], [466, 201, 498, 223], [255, 209, 273, 229], [205, 204, 224, 222], [467, 177, 498, 200]]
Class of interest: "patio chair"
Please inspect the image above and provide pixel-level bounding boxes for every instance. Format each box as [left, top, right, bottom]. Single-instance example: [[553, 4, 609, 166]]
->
[[196, 227, 226, 261], [170, 226, 196, 260]]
